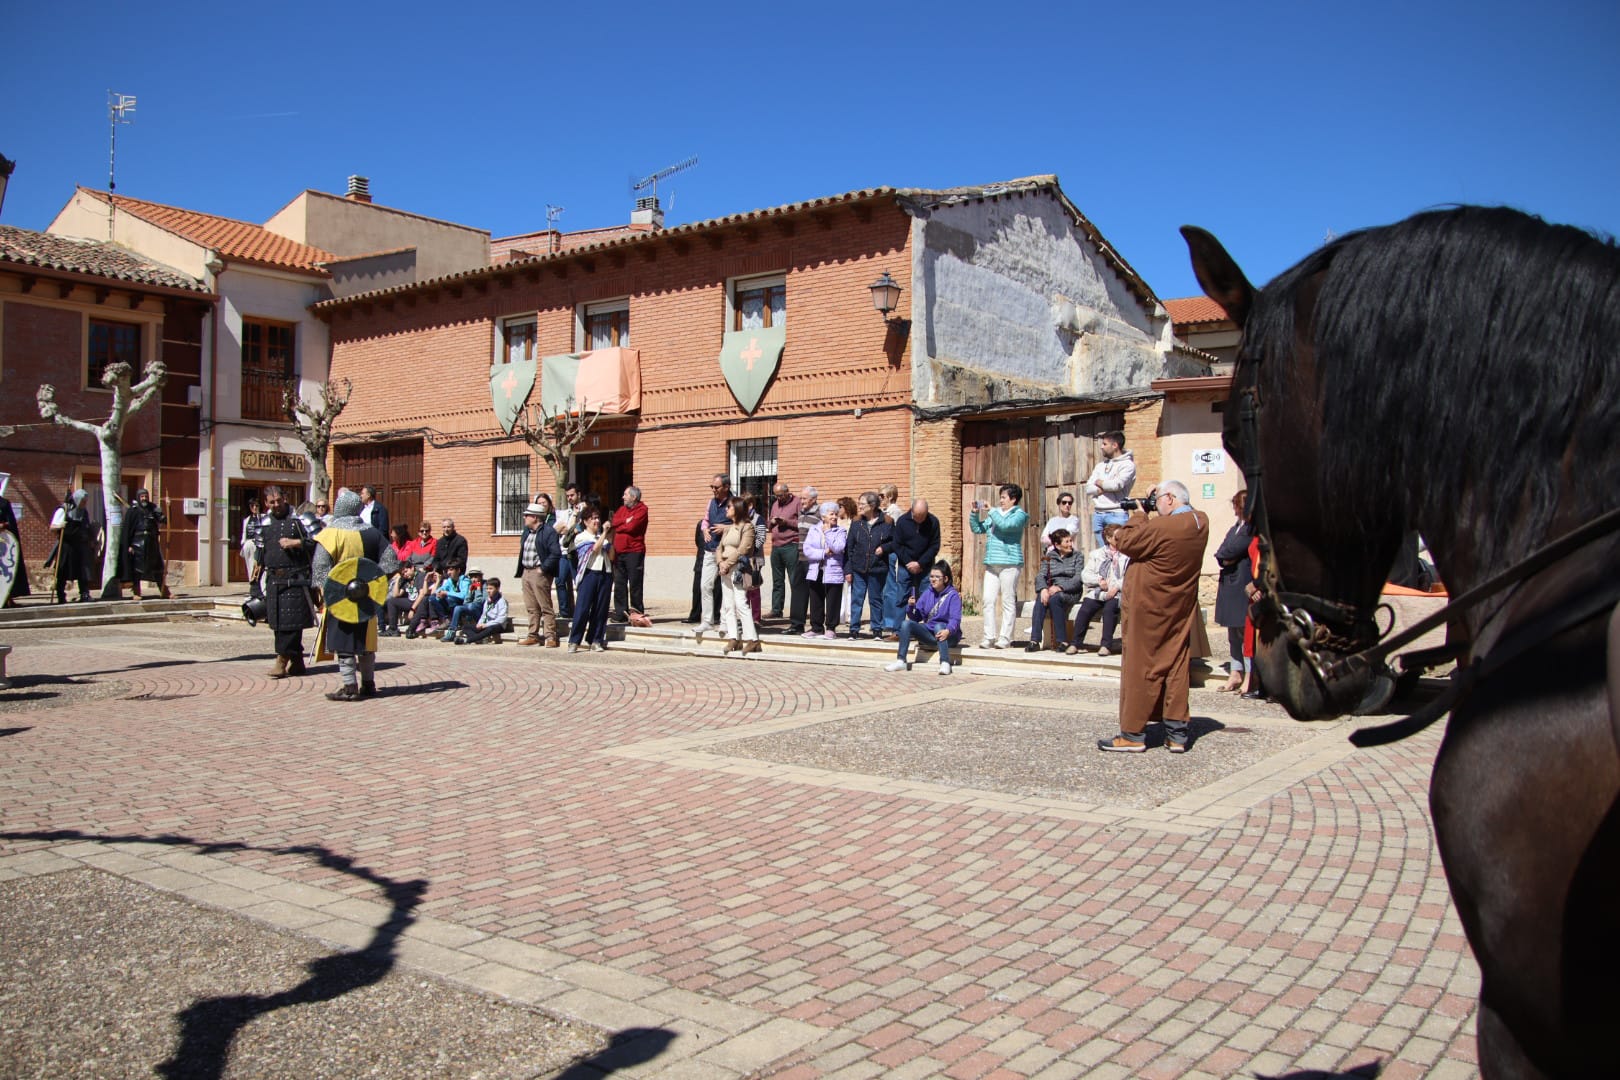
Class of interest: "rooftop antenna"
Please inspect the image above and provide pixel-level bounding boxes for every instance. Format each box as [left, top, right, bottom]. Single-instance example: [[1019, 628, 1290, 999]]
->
[[107, 91, 136, 193], [631, 155, 697, 202], [546, 204, 565, 254]]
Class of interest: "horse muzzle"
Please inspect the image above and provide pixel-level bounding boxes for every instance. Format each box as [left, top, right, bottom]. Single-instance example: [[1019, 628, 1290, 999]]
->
[[1254, 610, 1394, 720]]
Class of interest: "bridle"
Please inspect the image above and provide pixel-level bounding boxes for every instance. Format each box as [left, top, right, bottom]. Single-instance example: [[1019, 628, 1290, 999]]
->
[[1229, 351, 1383, 694], [1231, 341, 1620, 742]]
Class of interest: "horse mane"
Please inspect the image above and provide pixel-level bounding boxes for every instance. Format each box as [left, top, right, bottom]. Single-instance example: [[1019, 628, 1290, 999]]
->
[[1247, 205, 1620, 578]]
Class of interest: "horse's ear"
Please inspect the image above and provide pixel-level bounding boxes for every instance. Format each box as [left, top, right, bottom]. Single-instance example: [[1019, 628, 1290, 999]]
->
[[1180, 225, 1253, 327]]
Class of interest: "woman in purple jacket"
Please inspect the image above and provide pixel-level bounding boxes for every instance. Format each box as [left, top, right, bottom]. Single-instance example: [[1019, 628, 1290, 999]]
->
[[885, 561, 963, 675], [800, 501, 847, 638]]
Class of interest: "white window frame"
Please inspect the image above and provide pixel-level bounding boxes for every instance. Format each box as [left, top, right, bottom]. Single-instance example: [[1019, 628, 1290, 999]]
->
[[496, 314, 538, 366], [493, 455, 531, 535], [574, 297, 630, 352], [727, 273, 786, 332]]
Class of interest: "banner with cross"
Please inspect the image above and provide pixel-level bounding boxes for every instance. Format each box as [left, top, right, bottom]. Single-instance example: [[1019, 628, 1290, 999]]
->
[[717, 325, 786, 415], [489, 357, 538, 435]]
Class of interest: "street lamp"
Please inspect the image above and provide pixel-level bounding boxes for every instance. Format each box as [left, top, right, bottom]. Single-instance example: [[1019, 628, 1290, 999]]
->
[[0, 155, 14, 220], [868, 271, 902, 321]]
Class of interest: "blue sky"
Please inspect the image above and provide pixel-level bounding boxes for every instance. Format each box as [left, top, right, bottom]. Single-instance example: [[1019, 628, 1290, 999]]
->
[[2, 1, 1615, 300]]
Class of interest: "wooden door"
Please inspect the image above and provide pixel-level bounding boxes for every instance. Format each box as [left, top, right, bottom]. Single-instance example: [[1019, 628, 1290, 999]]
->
[[957, 411, 1123, 603], [335, 439, 423, 538]]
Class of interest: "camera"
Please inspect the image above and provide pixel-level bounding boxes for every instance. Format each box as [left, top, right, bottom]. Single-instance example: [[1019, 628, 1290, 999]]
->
[[1118, 490, 1158, 513]]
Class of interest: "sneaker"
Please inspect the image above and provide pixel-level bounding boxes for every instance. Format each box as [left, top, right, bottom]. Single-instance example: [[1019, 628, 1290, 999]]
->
[[822, 631, 838, 640], [325, 685, 360, 702], [802, 631, 821, 639], [884, 659, 909, 672], [979, 638, 993, 650], [567, 643, 580, 654], [590, 642, 606, 652], [994, 638, 1011, 649], [1167, 740, 1189, 755], [1097, 735, 1147, 753], [939, 660, 952, 675], [1097, 646, 1111, 657]]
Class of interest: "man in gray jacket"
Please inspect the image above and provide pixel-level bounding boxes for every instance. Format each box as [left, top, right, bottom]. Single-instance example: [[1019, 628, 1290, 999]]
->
[[1025, 528, 1085, 651]]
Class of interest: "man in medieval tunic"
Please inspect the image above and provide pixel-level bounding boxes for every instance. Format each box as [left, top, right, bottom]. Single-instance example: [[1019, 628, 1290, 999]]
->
[[1098, 479, 1210, 754], [120, 487, 171, 599], [260, 485, 315, 678], [48, 490, 95, 604], [313, 487, 399, 701]]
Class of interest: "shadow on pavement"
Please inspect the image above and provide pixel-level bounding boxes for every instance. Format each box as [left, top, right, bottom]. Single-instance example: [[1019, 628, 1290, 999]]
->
[[0, 726, 31, 737], [551, 1026, 677, 1077], [373, 680, 468, 697], [1257, 1061, 1382, 1079], [0, 828, 427, 1080]]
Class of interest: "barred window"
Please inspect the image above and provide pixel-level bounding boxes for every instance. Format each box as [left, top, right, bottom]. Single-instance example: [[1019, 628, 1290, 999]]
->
[[494, 456, 530, 534], [728, 437, 778, 503]]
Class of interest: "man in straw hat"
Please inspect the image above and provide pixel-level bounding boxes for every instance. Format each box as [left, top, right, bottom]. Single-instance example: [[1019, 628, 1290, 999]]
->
[[514, 500, 562, 647]]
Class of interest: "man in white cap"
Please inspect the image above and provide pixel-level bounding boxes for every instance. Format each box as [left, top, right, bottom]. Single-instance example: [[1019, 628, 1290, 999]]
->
[[514, 501, 562, 647]]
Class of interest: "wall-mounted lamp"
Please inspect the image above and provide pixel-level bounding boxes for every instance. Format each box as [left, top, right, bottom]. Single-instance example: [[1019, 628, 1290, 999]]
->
[[868, 270, 903, 324], [0, 154, 15, 220]]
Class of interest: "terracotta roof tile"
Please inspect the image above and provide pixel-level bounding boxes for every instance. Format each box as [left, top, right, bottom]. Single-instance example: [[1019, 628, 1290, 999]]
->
[[1163, 295, 1234, 326], [81, 188, 335, 275], [0, 224, 208, 292], [319, 175, 1158, 313]]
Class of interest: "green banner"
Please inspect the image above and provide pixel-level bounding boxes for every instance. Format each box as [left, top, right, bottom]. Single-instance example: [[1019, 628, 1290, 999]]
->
[[490, 359, 537, 435], [718, 325, 785, 415], [540, 353, 584, 415]]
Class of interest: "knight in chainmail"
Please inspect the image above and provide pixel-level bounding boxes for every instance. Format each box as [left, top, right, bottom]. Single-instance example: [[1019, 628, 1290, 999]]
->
[[312, 487, 400, 700]]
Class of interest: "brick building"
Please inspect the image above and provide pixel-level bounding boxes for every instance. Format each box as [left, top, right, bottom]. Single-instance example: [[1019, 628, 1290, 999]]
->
[[47, 179, 489, 584], [317, 176, 1209, 602], [0, 224, 211, 588]]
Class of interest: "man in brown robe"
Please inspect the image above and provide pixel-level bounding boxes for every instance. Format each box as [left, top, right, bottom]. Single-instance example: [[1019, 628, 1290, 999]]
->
[[1099, 479, 1209, 754]]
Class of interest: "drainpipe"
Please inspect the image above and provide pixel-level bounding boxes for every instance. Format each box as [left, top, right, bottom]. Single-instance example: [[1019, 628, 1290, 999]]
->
[[205, 253, 225, 585]]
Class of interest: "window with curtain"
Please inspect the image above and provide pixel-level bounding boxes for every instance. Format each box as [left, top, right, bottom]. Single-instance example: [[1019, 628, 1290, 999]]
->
[[500, 317, 536, 365], [734, 276, 786, 331]]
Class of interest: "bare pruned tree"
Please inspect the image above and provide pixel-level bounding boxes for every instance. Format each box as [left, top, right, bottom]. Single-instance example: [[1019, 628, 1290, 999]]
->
[[37, 358, 167, 595], [512, 397, 605, 501], [283, 377, 352, 503]]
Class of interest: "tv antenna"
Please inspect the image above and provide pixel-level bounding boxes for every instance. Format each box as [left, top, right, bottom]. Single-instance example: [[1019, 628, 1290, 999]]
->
[[108, 91, 136, 192], [631, 155, 697, 201], [546, 204, 565, 253]]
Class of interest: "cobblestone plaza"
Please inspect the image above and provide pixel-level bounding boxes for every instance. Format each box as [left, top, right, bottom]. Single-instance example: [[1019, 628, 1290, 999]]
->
[[0, 622, 1481, 1078]]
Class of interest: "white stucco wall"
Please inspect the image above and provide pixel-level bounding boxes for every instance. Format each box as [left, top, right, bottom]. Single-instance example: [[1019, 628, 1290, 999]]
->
[[199, 264, 332, 582], [908, 191, 1184, 406]]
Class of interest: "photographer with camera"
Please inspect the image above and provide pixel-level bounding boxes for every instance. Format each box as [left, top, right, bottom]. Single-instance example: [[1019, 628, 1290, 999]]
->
[[1097, 479, 1209, 755]]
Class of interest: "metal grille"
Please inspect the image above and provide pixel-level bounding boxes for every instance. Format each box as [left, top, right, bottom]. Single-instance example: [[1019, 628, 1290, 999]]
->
[[728, 437, 778, 503], [494, 456, 530, 534]]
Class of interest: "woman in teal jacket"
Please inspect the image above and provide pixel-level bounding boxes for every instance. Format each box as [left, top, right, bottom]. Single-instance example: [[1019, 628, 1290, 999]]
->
[[968, 483, 1029, 648]]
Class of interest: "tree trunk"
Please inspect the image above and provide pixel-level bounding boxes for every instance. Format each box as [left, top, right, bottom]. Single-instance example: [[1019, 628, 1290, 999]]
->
[[97, 432, 124, 599], [310, 447, 332, 502]]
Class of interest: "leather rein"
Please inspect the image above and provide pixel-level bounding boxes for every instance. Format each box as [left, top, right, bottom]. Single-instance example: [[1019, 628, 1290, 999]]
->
[[1230, 351, 1620, 745]]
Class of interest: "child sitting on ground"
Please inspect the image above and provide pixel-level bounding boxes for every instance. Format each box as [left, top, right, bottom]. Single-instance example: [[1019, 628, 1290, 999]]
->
[[455, 577, 508, 645]]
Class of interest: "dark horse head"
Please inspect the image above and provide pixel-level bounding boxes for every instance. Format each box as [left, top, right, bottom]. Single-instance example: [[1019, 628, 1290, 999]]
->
[[1181, 208, 1620, 720]]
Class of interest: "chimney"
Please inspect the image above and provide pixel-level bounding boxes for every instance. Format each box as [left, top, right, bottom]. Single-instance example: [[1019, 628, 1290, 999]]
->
[[346, 175, 372, 203], [630, 194, 663, 230]]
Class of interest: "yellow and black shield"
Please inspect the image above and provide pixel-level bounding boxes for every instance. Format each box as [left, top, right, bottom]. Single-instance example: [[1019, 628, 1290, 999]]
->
[[322, 557, 388, 623]]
